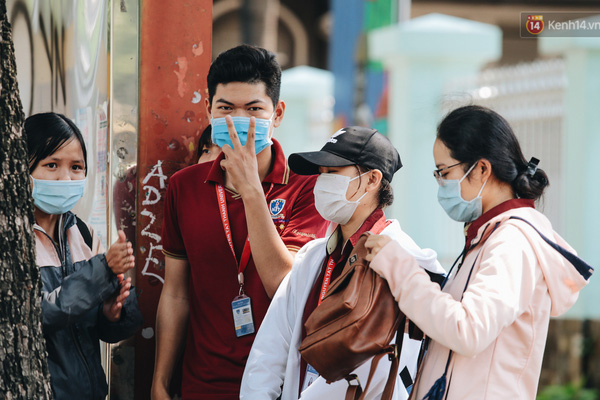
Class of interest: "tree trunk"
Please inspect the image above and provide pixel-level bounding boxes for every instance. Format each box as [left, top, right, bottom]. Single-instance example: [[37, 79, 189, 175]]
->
[[0, 0, 52, 398]]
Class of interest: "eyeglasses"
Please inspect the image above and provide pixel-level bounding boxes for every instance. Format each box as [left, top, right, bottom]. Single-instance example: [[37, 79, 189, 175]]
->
[[433, 162, 465, 185]]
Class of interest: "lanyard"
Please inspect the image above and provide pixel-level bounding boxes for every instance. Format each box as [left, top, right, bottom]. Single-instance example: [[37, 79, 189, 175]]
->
[[318, 257, 336, 305], [215, 183, 274, 293]]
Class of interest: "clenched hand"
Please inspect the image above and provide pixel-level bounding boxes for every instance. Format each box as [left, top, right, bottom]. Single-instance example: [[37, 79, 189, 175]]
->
[[106, 230, 135, 275]]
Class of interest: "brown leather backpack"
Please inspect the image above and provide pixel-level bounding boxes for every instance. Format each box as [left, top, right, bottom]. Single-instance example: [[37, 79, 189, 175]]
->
[[299, 231, 406, 400]]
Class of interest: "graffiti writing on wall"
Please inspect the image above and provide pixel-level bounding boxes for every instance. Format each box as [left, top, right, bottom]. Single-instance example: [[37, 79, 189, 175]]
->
[[140, 160, 167, 284], [9, 0, 106, 117], [10, 0, 65, 115]]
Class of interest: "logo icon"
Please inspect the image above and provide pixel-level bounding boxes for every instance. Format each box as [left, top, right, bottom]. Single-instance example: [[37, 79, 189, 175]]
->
[[269, 199, 286, 215], [327, 128, 346, 144], [526, 15, 544, 35]]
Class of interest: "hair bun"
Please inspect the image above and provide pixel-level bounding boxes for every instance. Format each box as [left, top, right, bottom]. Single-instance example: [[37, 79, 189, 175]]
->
[[514, 161, 548, 200]]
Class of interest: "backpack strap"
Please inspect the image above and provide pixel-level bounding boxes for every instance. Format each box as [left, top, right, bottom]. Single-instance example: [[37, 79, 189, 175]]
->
[[76, 216, 93, 251], [381, 317, 406, 400], [345, 376, 363, 400], [344, 318, 407, 400], [508, 216, 594, 280]]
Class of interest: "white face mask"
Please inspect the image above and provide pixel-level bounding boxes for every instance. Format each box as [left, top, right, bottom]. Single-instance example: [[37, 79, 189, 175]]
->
[[313, 172, 369, 225]]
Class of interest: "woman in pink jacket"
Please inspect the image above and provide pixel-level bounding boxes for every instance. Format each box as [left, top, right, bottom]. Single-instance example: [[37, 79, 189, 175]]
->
[[364, 105, 593, 400]]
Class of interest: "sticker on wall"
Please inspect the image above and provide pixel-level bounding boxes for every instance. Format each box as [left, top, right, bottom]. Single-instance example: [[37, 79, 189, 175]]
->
[[88, 105, 108, 249]]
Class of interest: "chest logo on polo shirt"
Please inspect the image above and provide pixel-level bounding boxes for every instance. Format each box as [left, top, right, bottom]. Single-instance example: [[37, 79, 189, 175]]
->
[[269, 199, 286, 217]]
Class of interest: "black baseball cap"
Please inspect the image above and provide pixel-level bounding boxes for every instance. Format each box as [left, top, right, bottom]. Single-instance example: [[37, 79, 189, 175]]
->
[[288, 126, 402, 182]]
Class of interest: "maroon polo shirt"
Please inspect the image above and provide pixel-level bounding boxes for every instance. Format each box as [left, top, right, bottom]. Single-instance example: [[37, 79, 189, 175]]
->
[[298, 208, 389, 394], [162, 139, 328, 399]]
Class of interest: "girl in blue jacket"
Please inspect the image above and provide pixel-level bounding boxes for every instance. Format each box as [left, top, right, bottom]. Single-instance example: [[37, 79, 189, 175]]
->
[[26, 112, 143, 400]]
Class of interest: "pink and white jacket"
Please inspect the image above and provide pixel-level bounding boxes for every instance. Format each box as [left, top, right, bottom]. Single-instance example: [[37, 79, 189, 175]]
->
[[370, 205, 592, 400]]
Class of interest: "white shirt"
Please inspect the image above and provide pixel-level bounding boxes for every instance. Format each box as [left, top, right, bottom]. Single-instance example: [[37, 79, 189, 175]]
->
[[240, 219, 444, 400]]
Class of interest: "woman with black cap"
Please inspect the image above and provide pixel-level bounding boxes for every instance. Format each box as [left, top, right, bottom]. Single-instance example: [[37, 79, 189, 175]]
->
[[240, 126, 445, 400], [364, 105, 593, 400]]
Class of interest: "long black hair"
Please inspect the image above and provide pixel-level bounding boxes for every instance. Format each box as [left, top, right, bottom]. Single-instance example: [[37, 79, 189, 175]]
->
[[25, 112, 88, 175], [437, 105, 548, 200]]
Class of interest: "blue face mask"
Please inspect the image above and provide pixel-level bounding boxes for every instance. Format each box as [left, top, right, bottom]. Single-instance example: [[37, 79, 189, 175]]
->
[[31, 177, 86, 215], [211, 115, 274, 154], [437, 163, 487, 223]]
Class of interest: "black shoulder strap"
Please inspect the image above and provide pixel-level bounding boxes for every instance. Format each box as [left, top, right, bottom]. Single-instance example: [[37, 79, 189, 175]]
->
[[75, 216, 93, 251], [508, 216, 594, 281]]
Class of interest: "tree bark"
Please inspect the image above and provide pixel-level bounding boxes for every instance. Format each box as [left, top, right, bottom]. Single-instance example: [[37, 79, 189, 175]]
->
[[0, 0, 52, 398]]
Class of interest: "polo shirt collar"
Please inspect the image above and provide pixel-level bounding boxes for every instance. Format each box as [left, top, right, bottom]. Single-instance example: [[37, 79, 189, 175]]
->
[[465, 198, 535, 250], [206, 138, 290, 186], [326, 208, 386, 255]]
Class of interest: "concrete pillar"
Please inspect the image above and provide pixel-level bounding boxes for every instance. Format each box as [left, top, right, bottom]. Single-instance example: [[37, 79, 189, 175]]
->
[[539, 35, 600, 318], [368, 13, 502, 260], [278, 66, 334, 154]]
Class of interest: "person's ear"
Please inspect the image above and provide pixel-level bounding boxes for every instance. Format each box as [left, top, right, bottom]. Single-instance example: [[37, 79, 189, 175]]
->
[[366, 169, 383, 192], [272, 100, 286, 129], [478, 159, 493, 182], [205, 97, 212, 119]]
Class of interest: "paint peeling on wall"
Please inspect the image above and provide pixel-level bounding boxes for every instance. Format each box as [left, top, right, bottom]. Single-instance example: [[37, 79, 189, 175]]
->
[[174, 56, 189, 98], [183, 110, 195, 122], [192, 91, 202, 104], [192, 42, 204, 57]]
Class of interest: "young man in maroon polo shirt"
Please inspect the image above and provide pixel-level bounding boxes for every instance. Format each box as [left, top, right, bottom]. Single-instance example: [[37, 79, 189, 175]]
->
[[151, 45, 328, 399]]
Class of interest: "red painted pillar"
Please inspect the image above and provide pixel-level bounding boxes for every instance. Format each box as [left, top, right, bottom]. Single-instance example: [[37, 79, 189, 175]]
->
[[136, 2, 212, 398]]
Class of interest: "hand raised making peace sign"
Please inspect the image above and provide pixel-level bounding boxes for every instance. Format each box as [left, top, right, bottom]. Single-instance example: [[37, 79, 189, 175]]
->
[[219, 115, 263, 197]]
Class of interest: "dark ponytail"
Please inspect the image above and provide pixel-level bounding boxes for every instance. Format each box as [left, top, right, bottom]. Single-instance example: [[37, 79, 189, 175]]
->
[[437, 105, 549, 200]]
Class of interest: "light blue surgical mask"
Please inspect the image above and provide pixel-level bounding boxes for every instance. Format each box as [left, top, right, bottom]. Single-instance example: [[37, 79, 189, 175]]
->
[[437, 163, 487, 223], [211, 114, 274, 154], [31, 177, 86, 215]]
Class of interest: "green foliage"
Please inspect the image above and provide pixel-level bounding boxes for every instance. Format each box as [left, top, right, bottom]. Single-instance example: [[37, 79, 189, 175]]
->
[[537, 381, 598, 400]]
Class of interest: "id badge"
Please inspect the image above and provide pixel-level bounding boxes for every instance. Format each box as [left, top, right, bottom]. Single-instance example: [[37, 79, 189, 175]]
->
[[301, 364, 320, 393], [232, 294, 255, 337]]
